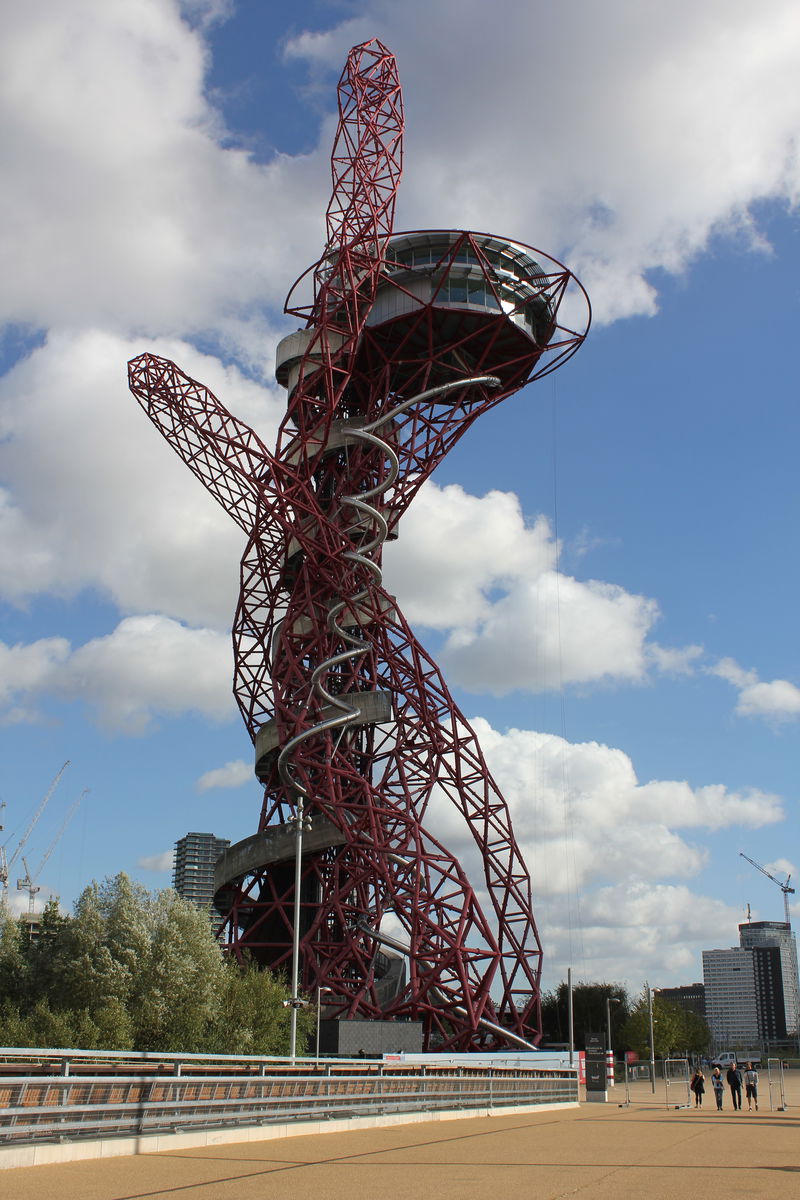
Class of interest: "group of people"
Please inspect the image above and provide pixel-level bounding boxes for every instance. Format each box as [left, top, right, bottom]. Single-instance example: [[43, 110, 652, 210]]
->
[[690, 1061, 759, 1111]]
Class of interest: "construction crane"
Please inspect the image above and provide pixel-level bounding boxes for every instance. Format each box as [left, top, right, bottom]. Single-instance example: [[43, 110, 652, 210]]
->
[[1, 761, 70, 908], [16, 789, 86, 914], [740, 852, 796, 925], [0, 798, 8, 911]]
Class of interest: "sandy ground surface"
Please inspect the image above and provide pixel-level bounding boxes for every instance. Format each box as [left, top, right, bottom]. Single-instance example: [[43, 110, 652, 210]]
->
[[4, 1074, 799, 1200]]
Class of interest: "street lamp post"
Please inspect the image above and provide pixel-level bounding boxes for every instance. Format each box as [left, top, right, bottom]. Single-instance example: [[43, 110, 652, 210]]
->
[[606, 996, 621, 1087], [647, 982, 657, 1094], [289, 798, 311, 1063], [567, 967, 574, 1068]]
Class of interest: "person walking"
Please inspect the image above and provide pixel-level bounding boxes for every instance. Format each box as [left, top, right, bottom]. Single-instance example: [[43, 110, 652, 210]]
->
[[690, 1067, 705, 1107], [727, 1061, 743, 1110], [711, 1066, 724, 1110], [744, 1062, 759, 1111]]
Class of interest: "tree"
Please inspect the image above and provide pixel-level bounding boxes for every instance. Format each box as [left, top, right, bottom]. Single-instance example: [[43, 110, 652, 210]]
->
[[99, 873, 153, 1008], [131, 888, 225, 1052], [680, 1008, 711, 1057], [0, 912, 28, 1007], [541, 981, 630, 1048], [20, 897, 71, 1004], [56, 884, 128, 1013], [204, 959, 314, 1056], [0, 873, 305, 1054], [620, 990, 710, 1059]]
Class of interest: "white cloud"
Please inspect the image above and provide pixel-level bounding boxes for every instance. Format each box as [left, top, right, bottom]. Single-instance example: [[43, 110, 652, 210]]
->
[[384, 485, 557, 630], [443, 572, 658, 695], [4, 891, 36, 918], [384, 482, 660, 695], [137, 850, 174, 871], [0, 0, 796, 987], [0, 330, 284, 627], [0, 1, 324, 354], [710, 657, 800, 722], [0, 636, 70, 706], [425, 719, 782, 901], [764, 858, 796, 881], [287, 0, 800, 324], [0, 3, 793, 718], [0, 636, 70, 725], [416, 716, 781, 987], [2, 0, 796, 350], [62, 615, 234, 731], [0, 615, 235, 732], [647, 643, 704, 676], [0, 338, 686, 715], [196, 759, 253, 791], [541, 883, 745, 987]]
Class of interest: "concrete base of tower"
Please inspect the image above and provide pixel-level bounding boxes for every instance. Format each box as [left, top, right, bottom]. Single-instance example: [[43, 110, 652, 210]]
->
[[318, 1017, 424, 1057]]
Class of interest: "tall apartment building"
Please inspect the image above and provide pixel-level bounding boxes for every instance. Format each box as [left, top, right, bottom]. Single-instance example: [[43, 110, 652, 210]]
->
[[751, 945, 787, 1042], [658, 983, 705, 1018], [702, 948, 760, 1047], [702, 919, 800, 1049], [738, 921, 799, 1038], [173, 832, 230, 911]]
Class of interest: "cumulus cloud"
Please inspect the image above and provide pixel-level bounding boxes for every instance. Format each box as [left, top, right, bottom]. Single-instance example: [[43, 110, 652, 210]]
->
[[764, 858, 796, 881], [425, 719, 782, 901], [710, 657, 800, 722], [0, 330, 284, 626], [647, 643, 704, 676], [443, 572, 658, 695], [286, 0, 800, 324], [383, 485, 557, 630], [2, 0, 796, 350], [1, 337, 687, 711], [137, 850, 174, 872], [0, 615, 235, 732], [0, 1, 792, 718], [385, 482, 662, 694], [0, 1, 325, 354], [418, 717, 784, 986], [196, 759, 253, 791], [541, 883, 746, 985], [0, 636, 70, 713]]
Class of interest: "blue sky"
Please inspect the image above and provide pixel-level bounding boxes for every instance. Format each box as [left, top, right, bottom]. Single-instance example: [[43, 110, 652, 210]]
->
[[1, 0, 798, 994]]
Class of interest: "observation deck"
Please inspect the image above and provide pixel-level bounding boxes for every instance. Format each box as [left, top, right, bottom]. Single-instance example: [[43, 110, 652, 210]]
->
[[355, 230, 560, 391]]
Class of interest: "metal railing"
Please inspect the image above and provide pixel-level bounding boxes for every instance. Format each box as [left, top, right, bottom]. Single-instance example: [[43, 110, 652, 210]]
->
[[767, 1057, 786, 1111], [663, 1057, 691, 1109], [621, 1058, 653, 1104], [621, 1058, 694, 1107], [0, 1049, 578, 1146]]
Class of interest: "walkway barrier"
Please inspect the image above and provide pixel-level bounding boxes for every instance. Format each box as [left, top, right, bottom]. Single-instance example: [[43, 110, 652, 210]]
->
[[622, 1058, 653, 1104], [0, 1048, 578, 1149], [767, 1057, 786, 1111], [663, 1057, 690, 1109]]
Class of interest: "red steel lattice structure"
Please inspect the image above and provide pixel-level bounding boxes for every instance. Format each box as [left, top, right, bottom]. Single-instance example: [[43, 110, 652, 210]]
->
[[128, 40, 590, 1050]]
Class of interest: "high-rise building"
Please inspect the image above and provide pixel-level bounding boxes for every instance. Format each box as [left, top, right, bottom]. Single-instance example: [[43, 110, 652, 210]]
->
[[739, 920, 799, 1038], [702, 919, 800, 1049], [659, 983, 706, 1018], [173, 833, 230, 911], [702, 948, 760, 1047], [751, 945, 787, 1042]]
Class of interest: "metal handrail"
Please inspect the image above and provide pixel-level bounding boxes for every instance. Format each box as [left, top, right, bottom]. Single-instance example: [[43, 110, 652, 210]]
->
[[0, 1058, 578, 1146]]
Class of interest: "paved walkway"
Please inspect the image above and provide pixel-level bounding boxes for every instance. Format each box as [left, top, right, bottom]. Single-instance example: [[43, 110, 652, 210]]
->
[[5, 1079, 799, 1200]]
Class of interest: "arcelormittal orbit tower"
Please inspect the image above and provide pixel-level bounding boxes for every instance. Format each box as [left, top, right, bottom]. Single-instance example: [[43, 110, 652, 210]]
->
[[129, 40, 589, 1051]]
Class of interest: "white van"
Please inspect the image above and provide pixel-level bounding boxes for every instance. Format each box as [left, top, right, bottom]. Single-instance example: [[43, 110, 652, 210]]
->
[[712, 1050, 761, 1068]]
